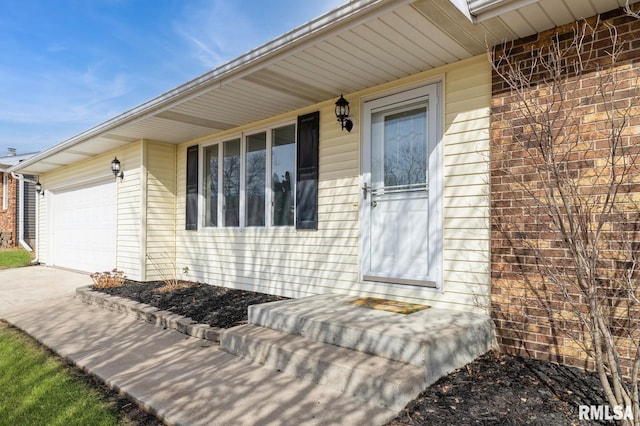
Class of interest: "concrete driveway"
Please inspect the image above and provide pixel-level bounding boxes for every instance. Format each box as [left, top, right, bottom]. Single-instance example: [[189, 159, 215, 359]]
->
[[0, 266, 92, 315]]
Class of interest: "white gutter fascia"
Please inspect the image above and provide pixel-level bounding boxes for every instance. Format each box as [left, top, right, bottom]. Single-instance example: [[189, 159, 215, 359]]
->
[[450, 0, 541, 23], [10, 0, 410, 174], [449, 0, 474, 20], [474, 0, 540, 22]]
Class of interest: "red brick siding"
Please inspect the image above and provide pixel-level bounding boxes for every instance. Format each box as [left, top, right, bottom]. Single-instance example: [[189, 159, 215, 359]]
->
[[0, 173, 17, 248], [490, 8, 640, 375]]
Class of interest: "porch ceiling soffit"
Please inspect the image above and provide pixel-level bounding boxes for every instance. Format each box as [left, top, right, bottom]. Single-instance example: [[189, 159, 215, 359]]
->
[[16, 138, 135, 175], [11, 0, 635, 176]]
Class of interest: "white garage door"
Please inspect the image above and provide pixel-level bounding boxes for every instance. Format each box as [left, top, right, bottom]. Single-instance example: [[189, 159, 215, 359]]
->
[[51, 180, 117, 273]]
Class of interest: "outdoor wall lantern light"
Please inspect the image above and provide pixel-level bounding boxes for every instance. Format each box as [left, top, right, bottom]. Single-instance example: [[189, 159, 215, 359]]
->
[[111, 157, 124, 180], [35, 181, 43, 196], [335, 94, 354, 132]]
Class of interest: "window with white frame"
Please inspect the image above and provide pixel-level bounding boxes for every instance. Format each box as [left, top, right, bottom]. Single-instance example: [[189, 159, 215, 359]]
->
[[2, 173, 7, 210], [203, 123, 296, 228]]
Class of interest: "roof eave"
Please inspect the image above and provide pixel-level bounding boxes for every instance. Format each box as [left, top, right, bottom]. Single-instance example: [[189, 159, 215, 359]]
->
[[11, 0, 410, 174]]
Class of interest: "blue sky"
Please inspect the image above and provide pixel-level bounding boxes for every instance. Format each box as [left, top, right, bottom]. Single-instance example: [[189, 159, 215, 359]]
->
[[0, 0, 345, 155]]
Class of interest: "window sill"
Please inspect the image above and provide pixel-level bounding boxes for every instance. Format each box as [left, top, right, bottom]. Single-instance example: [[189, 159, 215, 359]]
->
[[199, 226, 296, 233]]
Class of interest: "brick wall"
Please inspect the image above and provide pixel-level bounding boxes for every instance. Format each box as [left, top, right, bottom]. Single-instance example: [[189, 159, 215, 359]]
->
[[490, 8, 640, 375], [0, 172, 17, 248]]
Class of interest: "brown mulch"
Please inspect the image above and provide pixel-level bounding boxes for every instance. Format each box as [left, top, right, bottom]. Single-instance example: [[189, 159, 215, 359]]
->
[[388, 351, 609, 426], [93, 280, 610, 425], [93, 280, 287, 328]]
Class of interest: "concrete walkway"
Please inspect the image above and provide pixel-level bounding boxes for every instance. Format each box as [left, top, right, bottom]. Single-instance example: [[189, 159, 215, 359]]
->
[[0, 265, 92, 313], [0, 267, 396, 425]]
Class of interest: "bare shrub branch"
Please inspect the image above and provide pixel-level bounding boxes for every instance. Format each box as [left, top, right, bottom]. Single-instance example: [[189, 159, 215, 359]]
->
[[91, 269, 126, 288], [491, 15, 640, 424]]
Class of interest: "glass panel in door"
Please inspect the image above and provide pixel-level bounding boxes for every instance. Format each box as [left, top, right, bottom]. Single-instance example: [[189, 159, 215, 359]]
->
[[367, 100, 430, 283]]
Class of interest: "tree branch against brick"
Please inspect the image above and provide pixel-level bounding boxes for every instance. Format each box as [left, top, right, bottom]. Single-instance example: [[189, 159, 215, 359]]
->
[[490, 14, 640, 424]]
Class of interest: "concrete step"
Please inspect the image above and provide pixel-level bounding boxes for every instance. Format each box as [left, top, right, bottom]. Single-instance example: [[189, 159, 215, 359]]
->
[[221, 323, 426, 411], [248, 294, 496, 385]]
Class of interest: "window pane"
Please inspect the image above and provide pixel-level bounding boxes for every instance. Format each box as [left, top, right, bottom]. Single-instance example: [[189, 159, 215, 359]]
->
[[384, 107, 427, 187], [223, 139, 240, 227], [372, 104, 428, 189], [204, 145, 218, 227], [185, 146, 199, 230], [246, 132, 266, 227], [271, 124, 295, 226]]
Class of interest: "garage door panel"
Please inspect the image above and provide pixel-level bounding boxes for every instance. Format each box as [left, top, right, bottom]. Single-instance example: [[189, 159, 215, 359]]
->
[[51, 180, 117, 273]]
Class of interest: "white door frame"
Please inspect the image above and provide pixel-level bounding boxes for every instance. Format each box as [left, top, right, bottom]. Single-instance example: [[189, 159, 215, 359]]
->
[[360, 82, 443, 288]]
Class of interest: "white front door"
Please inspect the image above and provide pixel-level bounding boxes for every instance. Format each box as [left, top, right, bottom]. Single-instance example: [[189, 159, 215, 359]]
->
[[361, 84, 442, 287]]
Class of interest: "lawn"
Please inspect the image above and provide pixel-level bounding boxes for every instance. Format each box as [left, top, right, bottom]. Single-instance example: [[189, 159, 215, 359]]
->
[[0, 248, 32, 269], [0, 323, 134, 426]]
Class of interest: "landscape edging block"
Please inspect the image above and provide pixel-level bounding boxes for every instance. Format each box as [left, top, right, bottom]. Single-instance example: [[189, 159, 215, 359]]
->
[[75, 286, 221, 343]]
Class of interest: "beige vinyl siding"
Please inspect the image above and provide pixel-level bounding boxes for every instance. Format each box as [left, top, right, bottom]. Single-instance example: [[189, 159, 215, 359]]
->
[[143, 141, 177, 281], [175, 55, 490, 313], [441, 60, 491, 311], [175, 105, 361, 298], [36, 142, 144, 280], [116, 144, 144, 279]]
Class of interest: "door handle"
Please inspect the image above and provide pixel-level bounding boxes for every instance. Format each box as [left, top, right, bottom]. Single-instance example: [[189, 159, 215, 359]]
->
[[362, 182, 369, 200]]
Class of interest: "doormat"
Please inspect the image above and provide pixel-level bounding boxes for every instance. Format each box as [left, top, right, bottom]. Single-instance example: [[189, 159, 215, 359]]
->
[[350, 297, 430, 314]]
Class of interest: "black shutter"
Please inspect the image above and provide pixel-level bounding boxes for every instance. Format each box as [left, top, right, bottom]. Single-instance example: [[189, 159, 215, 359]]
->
[[185, 145, 199, 230], [296, 111, 320, 230]]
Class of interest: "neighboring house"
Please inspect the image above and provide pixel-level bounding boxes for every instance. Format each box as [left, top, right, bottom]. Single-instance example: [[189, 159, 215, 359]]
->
[[8, 0, 638, 372], [0, 148, 38, 250]]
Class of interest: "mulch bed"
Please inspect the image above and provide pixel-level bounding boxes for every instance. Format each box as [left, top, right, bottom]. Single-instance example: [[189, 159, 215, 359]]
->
[[94, 280, 610, 425], [93, 280, 287, 328], [388, 351, 609, 426]]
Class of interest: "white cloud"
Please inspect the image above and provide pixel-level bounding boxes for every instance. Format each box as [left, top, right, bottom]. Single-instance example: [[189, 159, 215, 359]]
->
[[173, 1, 254, 69], [174, 0, 348, 69], [0, 0, 349, 152], [0, 62, 131, 125]]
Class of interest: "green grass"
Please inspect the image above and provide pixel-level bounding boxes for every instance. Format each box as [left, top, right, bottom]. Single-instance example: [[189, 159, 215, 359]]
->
[[0, 248, 32, 269], [0, 324, 125, 426]]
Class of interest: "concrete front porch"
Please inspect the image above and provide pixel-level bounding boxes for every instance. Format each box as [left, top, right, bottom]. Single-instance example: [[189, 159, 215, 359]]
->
[[222, 293, 497, 411], [0, 266, 498, 424]]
